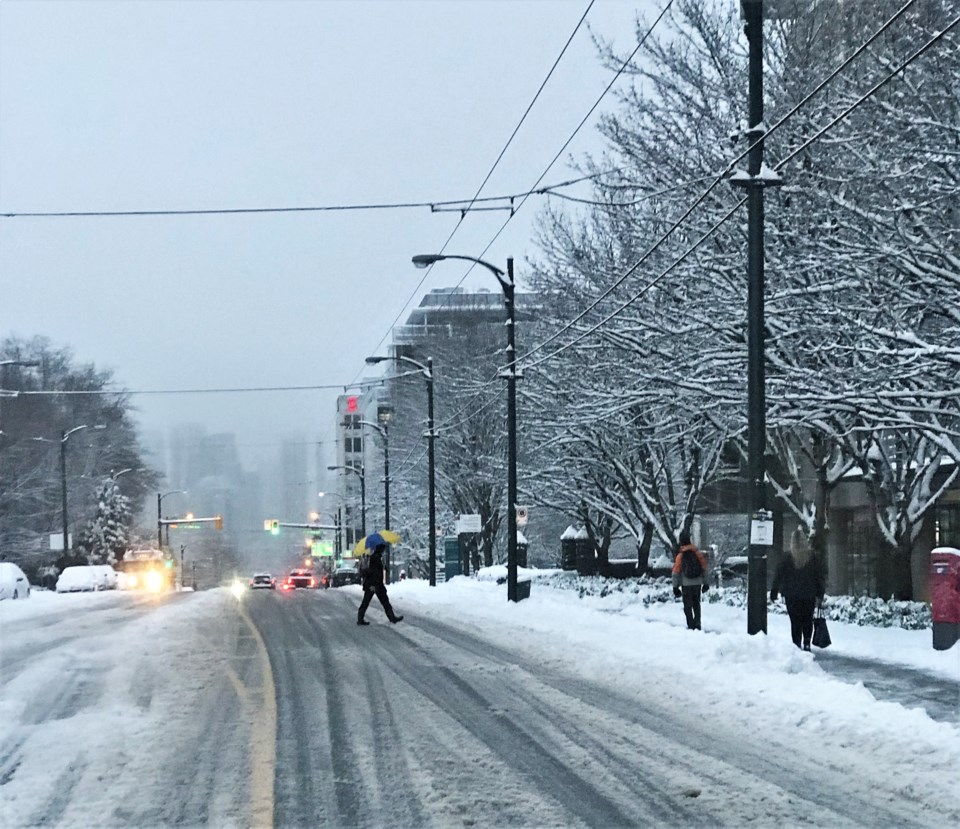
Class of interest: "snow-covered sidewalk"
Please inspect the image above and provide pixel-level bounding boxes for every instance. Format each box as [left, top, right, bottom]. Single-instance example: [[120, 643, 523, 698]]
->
[[383, 569, 960, 786]]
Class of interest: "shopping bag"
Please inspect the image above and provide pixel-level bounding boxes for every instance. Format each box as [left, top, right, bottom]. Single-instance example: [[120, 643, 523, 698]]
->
[[812, 603, 831, 648]]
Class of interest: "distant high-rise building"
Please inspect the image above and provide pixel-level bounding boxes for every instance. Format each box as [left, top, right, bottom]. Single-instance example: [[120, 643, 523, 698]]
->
[[168, 423, 205, 490]]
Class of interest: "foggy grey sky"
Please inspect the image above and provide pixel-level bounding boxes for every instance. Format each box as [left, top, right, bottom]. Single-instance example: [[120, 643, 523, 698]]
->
[[0, 0, 649, 472]]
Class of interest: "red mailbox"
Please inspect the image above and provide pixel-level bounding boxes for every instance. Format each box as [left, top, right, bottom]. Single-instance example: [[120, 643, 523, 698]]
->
[[930, 547, 960, 651]]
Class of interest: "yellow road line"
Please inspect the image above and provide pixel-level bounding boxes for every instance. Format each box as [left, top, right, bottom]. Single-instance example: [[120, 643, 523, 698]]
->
[[237, 602, 277, 829]]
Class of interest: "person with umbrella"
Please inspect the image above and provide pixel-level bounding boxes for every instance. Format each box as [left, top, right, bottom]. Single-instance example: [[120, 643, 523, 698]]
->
[[357, 531, 403, 626]]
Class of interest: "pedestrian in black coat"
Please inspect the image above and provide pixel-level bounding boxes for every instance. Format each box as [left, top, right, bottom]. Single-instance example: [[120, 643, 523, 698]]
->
[[357, 544, 403, 625], [771, 528, 824, 650]]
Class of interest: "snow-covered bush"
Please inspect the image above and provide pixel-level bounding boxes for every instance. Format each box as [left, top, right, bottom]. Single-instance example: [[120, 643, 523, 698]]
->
[[536, 573, 931, 629], [818, 595, 931, 631]]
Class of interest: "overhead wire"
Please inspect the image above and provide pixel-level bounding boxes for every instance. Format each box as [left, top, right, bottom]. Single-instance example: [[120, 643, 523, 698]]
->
[[425, 0, 678, 307], [433, 0, 935, 425], [418, 0, 679, 435], [519, 2, 956, 374], [515, 0, 923, 368], [0, 171, 617, 220], [355, 0, 599, 379], [344, 0, 603, 459]]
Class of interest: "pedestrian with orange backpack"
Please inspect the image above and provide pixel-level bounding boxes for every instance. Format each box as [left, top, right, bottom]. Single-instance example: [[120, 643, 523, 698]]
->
[[672, 529, 710, 630]]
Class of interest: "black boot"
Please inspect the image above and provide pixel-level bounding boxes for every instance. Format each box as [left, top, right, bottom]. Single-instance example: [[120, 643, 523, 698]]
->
[[357, 618, 370, 626], [390, 615, 403, 624]]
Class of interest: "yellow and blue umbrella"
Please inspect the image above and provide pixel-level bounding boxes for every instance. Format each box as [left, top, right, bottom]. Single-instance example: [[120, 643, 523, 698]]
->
[[351, 529, 400, 557]]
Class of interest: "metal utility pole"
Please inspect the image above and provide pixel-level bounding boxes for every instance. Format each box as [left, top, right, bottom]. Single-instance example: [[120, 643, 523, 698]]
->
[[334, 507, 342, 556], [60, 430, 69, 555], [503, 258, 519, 603], [358, 418, 391, 580], [427, 357, 436, 588], [58, 424, 102, 555], [411, 253, 522, 601], [328, 465, 366, 540], [158, 490, 187, 551], [732, 1, 783, 635]]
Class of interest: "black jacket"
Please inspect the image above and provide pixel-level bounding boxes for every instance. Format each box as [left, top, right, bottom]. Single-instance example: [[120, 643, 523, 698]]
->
[[362, 549, 385, 589], [771, 554, 824, 602]]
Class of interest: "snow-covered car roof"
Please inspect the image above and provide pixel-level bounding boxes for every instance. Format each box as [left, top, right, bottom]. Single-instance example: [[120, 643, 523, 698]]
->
[[56, 566, 101, 589]]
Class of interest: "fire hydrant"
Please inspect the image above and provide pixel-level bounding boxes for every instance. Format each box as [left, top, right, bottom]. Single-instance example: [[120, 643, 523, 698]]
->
[[930, 547, 960, 651]]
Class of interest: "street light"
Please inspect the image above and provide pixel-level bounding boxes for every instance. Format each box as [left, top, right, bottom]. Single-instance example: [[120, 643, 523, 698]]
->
[[367, 353, 437, 586], [40, 424, 107, 556], [158, 490, 187, 550], [354, 418, 392, 580], [328, 465, 366, 540], [412, 253, 521, 602]]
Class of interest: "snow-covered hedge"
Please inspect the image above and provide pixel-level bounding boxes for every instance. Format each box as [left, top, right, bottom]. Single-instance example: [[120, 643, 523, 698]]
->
[[534, 572, 932, 630]]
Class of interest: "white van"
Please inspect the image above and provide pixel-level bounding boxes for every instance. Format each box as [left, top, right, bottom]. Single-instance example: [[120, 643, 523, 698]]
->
[[0, 561, 31, 600]]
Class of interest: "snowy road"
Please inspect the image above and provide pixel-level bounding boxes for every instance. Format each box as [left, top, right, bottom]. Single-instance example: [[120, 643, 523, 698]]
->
[[1, 590, 260, 828], [252, 588, 953, 829], [1, 583, 957, 828]]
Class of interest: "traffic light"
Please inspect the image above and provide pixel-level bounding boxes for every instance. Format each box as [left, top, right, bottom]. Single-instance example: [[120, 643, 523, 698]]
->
[[164, 559, 173, 569], [271, 519, 280, 535], [215, 515, 223, 531]]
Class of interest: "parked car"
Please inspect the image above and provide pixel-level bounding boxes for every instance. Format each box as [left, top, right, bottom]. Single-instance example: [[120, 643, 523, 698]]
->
[[56, 565, 102, 593], [331, 560, 361, 587], [281, 569, 316, 590], [90, 564, 118, 590], [249, 573, 276, 590], [0, 561, 31, 600]]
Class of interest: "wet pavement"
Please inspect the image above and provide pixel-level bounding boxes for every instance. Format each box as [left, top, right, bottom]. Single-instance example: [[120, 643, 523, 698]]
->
[[815, 650, 960, 724]]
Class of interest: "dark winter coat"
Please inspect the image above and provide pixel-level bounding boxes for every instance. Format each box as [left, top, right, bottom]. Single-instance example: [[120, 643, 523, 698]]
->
[[770, 554, 824, 603], [362, 548, 385, 590]]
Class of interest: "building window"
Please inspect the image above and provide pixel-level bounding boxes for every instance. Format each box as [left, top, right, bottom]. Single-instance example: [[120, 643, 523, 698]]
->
[[836, 508, 880, 597], [343, 436, 362, 453], [936, 503, 960, 548]]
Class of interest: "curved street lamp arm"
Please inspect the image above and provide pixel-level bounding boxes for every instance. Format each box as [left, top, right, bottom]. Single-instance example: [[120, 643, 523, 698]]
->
[[412, 253, 510, 289], [328, 464, 364, 480]]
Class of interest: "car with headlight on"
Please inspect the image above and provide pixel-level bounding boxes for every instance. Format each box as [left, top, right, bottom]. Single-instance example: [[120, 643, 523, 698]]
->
[[281, 569, 316, 590], [249, 573, 276, 589], [117, 550, 176, 592]]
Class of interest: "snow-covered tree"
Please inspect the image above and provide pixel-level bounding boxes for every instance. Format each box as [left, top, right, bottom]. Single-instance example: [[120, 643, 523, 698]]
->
[[76, 477, 132, 565], [0, 336, 161, 570], [520, 0, 958, 600]]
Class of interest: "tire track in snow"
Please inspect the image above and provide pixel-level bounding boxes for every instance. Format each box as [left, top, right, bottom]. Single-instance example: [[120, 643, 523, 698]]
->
[[410, 614, 940, 829]]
